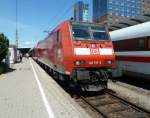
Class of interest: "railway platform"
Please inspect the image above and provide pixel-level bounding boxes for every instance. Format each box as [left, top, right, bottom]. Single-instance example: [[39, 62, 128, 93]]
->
[[108, 80, 150, 112], [0, 58, 91, 118]]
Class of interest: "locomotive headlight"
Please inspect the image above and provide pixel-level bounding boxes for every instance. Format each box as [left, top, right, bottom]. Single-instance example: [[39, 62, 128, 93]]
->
[[108, 60, 112, 64], [75, 61, 80, 65], [105, 60, 112, 64], [75, 60, 85, 65], [91, 44, 96, 48]]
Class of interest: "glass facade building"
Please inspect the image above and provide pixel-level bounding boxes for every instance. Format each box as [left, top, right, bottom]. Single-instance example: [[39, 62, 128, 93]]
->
[[74, 1, 89, 22], [142, 0, 150, 14], [93, 0, 142, 24]]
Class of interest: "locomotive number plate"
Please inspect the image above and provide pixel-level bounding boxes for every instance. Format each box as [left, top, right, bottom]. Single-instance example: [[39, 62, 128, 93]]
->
[[90, 49, 99, 55]]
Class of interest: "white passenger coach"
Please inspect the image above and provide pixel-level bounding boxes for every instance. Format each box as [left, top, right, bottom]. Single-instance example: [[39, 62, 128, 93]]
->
[[110, 21, 150, 79]]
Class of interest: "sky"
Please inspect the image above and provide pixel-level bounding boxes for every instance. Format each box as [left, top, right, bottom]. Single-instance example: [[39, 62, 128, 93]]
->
[[0, 0, 92, 48]]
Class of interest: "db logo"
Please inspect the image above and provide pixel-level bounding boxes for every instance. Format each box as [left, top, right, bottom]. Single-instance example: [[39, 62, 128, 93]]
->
[[90, 49, 99, 54]]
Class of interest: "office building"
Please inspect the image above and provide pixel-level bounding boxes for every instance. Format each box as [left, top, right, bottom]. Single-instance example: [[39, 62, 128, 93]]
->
[[74, 1, 89, 22], [93, 0, 142, 24], [142, 0, 150, 15]]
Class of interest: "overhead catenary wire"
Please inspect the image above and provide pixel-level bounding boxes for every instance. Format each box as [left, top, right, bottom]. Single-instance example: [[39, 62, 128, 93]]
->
[[46, 0, 69, 29], [47, 0, 80, 31]]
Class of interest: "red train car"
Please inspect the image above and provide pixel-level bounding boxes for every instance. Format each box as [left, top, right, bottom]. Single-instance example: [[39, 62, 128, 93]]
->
[[32, 20, 115, 91]]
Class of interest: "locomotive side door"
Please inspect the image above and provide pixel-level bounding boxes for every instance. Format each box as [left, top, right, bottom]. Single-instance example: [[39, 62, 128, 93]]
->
[[54, 30, 62, 65]]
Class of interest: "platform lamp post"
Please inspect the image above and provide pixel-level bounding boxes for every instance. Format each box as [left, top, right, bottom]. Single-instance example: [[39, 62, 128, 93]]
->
[[16, 0, 18, 48]]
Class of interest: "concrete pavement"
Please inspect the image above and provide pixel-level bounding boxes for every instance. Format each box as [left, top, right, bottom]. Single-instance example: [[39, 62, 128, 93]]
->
[[0, 58, 91, 118]]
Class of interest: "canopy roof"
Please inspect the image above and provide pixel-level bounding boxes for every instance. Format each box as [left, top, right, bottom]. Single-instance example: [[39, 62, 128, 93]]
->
[[109, 14, 150, 31]]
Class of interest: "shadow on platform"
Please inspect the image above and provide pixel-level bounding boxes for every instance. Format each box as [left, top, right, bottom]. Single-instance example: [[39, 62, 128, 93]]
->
[[0, 63, 16, 74], [5, 68, 16, 73], [112, 75, 150, 90]]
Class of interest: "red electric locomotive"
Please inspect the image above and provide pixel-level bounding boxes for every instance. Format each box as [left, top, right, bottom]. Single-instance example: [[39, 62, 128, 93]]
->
[[32, 20, 115, 91]]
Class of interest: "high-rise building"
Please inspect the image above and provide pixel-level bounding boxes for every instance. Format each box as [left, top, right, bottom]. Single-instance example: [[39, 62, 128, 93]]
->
[[93, 0, 142, 24], [74, 1, 88, 22], [142, 0, 150, 15]]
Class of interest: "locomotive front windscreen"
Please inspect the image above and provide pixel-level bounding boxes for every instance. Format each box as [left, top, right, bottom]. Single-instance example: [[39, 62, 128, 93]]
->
[[71, 22, 109, 41]]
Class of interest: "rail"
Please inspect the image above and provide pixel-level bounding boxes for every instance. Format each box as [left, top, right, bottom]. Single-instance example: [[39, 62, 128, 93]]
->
[[75, 89, 150, 118]]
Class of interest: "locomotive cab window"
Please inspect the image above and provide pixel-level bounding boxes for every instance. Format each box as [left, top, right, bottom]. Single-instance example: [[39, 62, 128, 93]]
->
[[92, 31, 109, 41], [72, 28, 90, 40], [71, 22, 109, 41]]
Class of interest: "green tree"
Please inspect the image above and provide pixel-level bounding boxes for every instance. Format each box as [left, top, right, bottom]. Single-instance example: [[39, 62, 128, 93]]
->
[[0, 33, 9, 62]]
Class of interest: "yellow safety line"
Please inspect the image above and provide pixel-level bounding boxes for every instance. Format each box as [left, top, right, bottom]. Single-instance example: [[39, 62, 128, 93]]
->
[[0, 75, 5, 80]]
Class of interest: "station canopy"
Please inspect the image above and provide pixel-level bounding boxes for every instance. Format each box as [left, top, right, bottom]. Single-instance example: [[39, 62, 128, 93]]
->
[[109, 14, 150, 31]]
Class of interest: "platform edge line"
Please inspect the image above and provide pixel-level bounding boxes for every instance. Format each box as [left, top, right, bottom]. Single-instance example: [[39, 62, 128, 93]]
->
[[30, 59, 54, 118]]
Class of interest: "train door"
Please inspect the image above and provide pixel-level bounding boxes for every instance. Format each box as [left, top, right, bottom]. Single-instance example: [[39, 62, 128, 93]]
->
[[47, 34, 54, 61], [55, 30, 63, 64], [52, 30, 62, 64]]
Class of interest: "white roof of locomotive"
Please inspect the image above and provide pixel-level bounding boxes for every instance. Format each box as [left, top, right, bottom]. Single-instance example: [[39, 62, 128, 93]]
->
[[110, 21, 150, 41]]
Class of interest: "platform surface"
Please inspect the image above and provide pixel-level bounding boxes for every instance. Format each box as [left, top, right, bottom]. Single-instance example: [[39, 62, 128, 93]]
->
[[108, 80, 150, 112], [0, 58, 91, 118]]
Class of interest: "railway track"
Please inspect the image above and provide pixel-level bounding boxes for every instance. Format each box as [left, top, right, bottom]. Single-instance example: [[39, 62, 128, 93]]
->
[[75, 90, 150, 118], [37, 61, 150, 117]]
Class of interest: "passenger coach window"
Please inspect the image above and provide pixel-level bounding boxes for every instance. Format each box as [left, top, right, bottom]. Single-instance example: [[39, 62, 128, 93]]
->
[[57, 30, 61, 42], [72, 28, 90, 40], [138, 39, 145, 49], [148, 38, 150, 49], [92, 31, 109, 41]]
